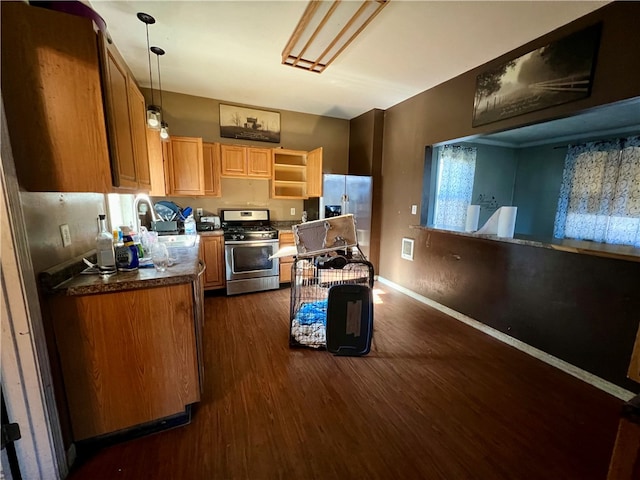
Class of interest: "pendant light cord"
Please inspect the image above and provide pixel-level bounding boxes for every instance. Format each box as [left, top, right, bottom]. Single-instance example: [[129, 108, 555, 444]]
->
[[156, 54, 163, 114], [146, 24, 155, 106]]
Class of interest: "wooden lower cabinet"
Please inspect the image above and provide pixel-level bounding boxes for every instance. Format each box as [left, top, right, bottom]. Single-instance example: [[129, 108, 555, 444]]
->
[[201, 234, 226, 290], [279, 231, 295, 283], [49, 283, 200, 441]]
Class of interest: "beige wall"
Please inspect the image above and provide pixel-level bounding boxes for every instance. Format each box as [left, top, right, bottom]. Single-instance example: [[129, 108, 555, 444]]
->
[[144, 90, 350, 220], [20, 192, 105, 274]]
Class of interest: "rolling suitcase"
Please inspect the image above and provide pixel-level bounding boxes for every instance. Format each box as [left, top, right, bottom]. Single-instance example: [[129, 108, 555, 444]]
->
[[326, 284, 373, 356]]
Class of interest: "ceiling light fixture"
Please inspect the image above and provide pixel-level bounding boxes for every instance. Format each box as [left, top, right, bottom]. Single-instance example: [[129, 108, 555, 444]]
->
[[282, 0, 389, 74], [151, 46, 170, 142], [137, 12, 161, 130]]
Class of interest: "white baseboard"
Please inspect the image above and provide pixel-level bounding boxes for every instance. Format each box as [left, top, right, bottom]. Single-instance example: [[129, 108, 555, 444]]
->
[[376, 276, 635, 401]]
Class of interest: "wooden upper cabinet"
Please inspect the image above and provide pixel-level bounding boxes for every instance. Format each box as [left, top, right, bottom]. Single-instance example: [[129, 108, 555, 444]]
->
[[99, 33, 138, 190], [306, 147, 323, 198], [271, 147, 322, 199], [146, 129, 167, 196], [167, 136, 204, 196], [247, 148, 272, 178], [127, 80, 151, 190], [0, 2, 112, 192], [220, 144, 247, 177], [220, 144, 272, 178], [203, 142, 222, 197]]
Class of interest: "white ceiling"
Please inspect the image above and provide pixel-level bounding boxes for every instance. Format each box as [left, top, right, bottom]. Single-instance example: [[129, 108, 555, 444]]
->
[[90, 1, 610, 120]]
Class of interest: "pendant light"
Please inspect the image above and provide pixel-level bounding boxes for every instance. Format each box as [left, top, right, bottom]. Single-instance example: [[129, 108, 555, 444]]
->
[[151, 46, 170, 142], [137, 12, 161, 130]]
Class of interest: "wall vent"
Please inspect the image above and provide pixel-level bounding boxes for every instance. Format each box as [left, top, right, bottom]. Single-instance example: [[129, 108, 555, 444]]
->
[[401, 238, 414, 261]]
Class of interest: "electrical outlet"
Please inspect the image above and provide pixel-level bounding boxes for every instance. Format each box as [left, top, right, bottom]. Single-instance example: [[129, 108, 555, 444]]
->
[[411, 205, 417, 215], [290, 207, 296, 216], [196, 208, 203, 218], [60, 224, 71, 247]]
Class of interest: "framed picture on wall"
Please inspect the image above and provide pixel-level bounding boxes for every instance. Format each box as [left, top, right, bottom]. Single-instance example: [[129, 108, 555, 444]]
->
[[219, 103, 281, 143], [472, 23, 602, 127]]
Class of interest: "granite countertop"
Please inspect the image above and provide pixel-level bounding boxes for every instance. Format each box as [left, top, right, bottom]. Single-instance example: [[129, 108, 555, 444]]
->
[[42, 238, 202, 296], [271, 221, 298, 232], [411, 225, 640, 263], [198, 230, 224, 237]]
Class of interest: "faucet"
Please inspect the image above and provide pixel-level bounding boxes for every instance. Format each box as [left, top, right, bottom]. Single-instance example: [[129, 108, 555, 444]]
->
[[133, 194, 158, 231]]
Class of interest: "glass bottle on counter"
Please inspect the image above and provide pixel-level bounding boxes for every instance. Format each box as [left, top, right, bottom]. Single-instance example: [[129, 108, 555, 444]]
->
[[96, 214, 116, 274]]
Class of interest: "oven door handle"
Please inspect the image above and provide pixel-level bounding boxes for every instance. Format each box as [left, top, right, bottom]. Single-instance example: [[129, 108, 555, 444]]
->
[[224, 239, 279, 246]]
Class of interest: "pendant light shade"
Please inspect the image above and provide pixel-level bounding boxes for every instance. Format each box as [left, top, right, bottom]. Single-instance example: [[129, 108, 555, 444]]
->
[[151, 46, 169, 142], [147, 105, 161, 129], [137, 12, 162, 130], [160, 121, 170, 142]]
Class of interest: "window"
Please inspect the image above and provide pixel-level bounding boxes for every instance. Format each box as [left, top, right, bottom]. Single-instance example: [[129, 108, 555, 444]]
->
[[553, 136, 640, 246], [106, 193, 136, 233], [432, 145, 477, 230]]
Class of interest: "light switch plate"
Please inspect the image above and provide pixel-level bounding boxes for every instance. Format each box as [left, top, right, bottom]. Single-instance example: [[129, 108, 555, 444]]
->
[[60, 224, 71, 247], [290, 207, 296, 216], [196, 208, 203, 218], [411, 205, 417, 215]]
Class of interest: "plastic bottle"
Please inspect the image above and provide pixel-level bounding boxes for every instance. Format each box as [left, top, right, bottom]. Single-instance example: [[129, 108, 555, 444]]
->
[[184, 214, 197, 245], [96, 214, 116, 274], [115, 234, 139, 271]]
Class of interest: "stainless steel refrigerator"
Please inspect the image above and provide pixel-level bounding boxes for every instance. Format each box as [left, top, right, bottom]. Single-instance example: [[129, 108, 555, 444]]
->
[[305, 174, 373, 259]]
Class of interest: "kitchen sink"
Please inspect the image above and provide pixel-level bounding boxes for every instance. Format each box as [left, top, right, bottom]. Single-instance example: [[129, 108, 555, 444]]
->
[[157, 234, 196, 248]]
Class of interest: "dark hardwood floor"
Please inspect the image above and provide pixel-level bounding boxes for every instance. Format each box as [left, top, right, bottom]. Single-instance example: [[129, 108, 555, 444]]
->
[[68, 283, 623, 479]]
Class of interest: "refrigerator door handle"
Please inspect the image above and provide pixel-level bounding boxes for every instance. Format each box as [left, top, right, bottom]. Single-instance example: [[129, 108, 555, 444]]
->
[[341, 194, 348, 214]]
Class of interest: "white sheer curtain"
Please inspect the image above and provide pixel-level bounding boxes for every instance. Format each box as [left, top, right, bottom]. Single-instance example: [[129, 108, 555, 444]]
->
[[433, 145, 477, 230], [554, 136, 640, 246]]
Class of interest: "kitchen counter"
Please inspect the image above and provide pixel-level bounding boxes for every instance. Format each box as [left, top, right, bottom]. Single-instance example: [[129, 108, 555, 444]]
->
[[42, 237, 201, 296], [198, 230, 224, 237], [43, 237, 203, 441], [411, 225, 640, 263]]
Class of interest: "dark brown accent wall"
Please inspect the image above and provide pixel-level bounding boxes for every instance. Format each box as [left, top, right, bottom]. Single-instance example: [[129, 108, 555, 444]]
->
[[409, 228, 640, 392], [349, 109, 384, 272], [371, 2, 640, 391]]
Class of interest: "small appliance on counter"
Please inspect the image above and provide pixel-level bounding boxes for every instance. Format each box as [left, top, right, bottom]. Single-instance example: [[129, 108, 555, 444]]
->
[[197, 215, 221, 231]]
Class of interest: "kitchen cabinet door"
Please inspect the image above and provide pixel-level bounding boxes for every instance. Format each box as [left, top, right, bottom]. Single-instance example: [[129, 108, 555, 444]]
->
[[306, 147, 323, 198], [279, 231, 296, 283], [203, 142, 222, 197], [1, 2, 112, 192], [99, 33, 138, 190], [202, 235, 225, 289], [146, 129, 168, 196], [128, 79, 151, 190], [220, 144, 247, 177], [49, 283, 199, 440], [247, 147, 272, 178], [167, 136, 205, 196]]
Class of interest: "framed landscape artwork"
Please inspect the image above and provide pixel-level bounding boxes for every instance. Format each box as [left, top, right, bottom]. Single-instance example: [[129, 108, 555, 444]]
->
[[472, 23, 602, 127], [219, 104, 281, 143]]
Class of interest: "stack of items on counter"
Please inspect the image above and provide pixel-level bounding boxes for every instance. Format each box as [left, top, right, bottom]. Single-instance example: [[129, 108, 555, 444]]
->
[[94, 217, 162, 276]]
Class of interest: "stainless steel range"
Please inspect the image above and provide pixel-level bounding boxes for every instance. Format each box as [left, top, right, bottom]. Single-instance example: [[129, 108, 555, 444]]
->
[[221, 209, 279, 295]]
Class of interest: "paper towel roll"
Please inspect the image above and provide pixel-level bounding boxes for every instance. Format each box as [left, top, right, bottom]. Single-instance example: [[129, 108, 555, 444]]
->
[[497, 206, 517, 238], [476, 208, 501, 235], [465, 205, 480, 232]]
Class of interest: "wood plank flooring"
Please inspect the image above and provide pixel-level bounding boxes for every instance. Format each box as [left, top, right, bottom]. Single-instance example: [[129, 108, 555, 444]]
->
[[68, 283, 623, 479]]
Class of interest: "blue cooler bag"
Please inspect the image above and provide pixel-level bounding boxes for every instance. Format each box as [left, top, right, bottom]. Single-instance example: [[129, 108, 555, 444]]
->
[[326, 284, 373, 356]]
